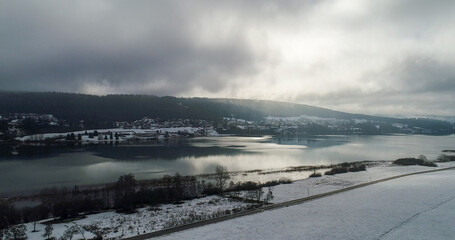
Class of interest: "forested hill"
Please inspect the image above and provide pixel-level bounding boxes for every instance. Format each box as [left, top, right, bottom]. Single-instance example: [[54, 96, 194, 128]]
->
[[1, 92, 374, 122], [0, 92, 452, 131], [0, 92, 265, 122]]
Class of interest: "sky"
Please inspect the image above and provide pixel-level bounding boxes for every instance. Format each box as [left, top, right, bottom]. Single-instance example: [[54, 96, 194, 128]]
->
[[1, 0, 455, 116]]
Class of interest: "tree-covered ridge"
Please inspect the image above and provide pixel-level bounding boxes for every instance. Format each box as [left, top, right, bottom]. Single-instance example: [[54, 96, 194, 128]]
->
[[0, 91, 453, 134], [0, 92, 264, 122]]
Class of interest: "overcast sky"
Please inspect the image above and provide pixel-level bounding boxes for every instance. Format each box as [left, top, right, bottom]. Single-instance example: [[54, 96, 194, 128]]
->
[[1, 0, 455, 116]]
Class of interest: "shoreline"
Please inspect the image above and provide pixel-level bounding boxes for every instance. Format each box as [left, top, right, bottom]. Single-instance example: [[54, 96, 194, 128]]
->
[[17, 160, 455, 240], [1, 159, 431, 200]]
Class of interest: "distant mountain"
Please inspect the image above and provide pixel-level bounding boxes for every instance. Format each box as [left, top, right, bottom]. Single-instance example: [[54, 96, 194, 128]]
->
[[0, 92, 453, 133]]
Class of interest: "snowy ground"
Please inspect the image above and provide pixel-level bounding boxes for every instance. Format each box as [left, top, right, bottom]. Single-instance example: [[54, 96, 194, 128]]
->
[[240, 161, 455, 204], [24, 196, 253, 240], [19, 162, 455, 240], [157, 168, 455, 240]]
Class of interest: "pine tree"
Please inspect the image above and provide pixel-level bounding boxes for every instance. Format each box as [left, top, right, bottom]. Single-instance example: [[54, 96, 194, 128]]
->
[[5, 224, 27, 240]]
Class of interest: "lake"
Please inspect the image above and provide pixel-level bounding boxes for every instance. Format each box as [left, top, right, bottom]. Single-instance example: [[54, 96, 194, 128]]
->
[[1, 134, 454, 196]]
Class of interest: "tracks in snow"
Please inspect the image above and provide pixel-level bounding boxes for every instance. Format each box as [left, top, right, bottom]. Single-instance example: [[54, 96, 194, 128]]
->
[[377, 193, 455, 240]]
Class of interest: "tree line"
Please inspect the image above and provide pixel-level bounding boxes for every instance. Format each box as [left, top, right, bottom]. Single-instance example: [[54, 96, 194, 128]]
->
[[0, 165, 284, 240]]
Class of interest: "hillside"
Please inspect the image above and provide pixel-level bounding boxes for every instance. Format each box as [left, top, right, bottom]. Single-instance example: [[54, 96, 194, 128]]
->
[[0, 92, 453, 134], [0, 92, 386, 121]]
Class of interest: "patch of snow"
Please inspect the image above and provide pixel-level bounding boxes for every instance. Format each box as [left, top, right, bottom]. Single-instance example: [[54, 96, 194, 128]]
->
[[263, 162, 455, 203], [24, 196, 252, 240]]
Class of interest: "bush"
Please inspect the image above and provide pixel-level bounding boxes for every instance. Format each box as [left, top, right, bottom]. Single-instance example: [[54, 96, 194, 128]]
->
[[325, 167, 348, 175], [393, 158, 437, 167], [340, 162, 351, 168], [394, 158, 423, 166], [260, 178, 292, 187], [234, 181, 260, 191], [437, 154, 455, 162], [309, 171, 322, 178], [202, 183, 220, 195], [261, 180, 280, 187], [5, 224, 27, 240], [349, 163, 366, 172], [421, 161, 438, 167], [278, 178, 293, 184]]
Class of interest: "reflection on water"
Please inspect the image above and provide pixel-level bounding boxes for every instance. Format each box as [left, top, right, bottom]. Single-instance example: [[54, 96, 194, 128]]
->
[[272, 135, 351, 148], [90, 145, 249, 160], [1, 135, 454, 195]]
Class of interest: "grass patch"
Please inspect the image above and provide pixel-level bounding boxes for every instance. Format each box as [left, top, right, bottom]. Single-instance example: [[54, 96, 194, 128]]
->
[[309, 171, 322, 178], [260, 178, 293, 187], [393, 158, 437, 167], [325, 162, 367, 176], [349, 163, 367, 172], [325, 166, 348, 175]]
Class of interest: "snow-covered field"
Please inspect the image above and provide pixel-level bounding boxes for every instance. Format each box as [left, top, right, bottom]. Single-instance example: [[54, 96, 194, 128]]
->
[[18, 162, 455, 240], [157, 168, 455, 240], [24, 196, 253, 240], [268, 161, 455, 203]]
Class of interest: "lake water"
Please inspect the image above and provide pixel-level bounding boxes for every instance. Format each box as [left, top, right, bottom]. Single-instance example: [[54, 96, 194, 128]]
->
[[1, 134, 454, 195]]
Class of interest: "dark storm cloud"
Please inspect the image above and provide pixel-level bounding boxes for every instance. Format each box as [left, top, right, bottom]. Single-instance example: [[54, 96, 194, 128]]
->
[[0, 0, 267, 94], [396, 57, 455, 94]]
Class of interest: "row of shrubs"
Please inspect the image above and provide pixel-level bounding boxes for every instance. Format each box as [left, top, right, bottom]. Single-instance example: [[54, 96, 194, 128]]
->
[[437, 154, 455, 162], [308, 162, 368, 177], [224, 178, 292, 193], [325, 162, 367, 176], [393, 158, 437, 167]]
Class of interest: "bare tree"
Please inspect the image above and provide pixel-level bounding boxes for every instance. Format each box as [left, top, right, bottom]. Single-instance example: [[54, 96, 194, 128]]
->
[[42, 225, 53, 240], [214, 166, 230, 192], [61, 225, 77, 240], [265, 187, 274, 204], [83, 223, 106, 240], [61, 224, 85, 240], [114, 173, 137, 212], [254, 188, 264, 203], [22, 206, 40, 232]]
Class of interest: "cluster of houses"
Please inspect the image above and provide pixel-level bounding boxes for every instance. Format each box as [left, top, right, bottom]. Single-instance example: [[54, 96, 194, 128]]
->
[[12, 115, 220, 144], [0, 113, 62, 139], [114, 117, 212, 130], [2, 113, 450, 143], [220, 115, 440, 135]]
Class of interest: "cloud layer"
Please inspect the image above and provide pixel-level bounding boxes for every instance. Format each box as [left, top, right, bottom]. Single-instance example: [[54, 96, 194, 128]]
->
[[1, 0, 455, 115]]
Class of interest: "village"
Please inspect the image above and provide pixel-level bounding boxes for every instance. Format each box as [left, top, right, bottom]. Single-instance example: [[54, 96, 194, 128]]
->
[[0, 112, 446, 145]]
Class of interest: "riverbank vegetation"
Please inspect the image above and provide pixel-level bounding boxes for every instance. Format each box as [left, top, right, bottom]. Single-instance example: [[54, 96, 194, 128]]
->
[[393, 155, 437, 167], [1, 166, 279, 238], [324, 162, 367, 176], [437, 154, 455, 162]]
